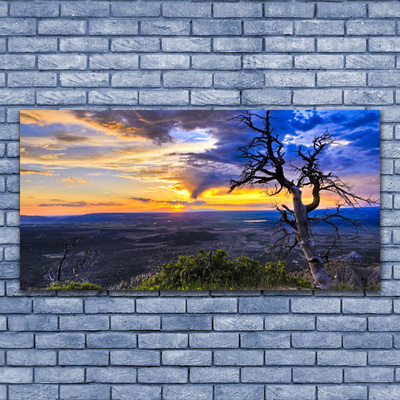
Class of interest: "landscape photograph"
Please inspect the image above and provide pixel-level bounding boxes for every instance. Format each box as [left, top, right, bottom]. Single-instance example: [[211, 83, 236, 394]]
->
[[20, 109, 380, 290]]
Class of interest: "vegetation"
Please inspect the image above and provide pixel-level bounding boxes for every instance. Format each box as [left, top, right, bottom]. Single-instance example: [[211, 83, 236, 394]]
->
[[125, 249, 311, 290], [45, 281, 102, 291]]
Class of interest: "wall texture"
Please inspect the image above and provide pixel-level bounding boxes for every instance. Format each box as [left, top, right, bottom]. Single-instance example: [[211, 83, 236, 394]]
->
[[0, 0, 399, 399]]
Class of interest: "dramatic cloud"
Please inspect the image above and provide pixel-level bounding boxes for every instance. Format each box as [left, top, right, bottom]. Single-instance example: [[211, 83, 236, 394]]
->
[[21, 168, 54, 176], [63, 177, 88, 184], [38, 200, 123, 207]]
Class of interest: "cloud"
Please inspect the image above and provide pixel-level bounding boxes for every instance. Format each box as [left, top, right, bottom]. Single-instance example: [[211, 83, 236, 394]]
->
[[54, 133, 91, 143], [38, 200, 123, 207], [63, 177, 88, 184], [131, 197, 207, 207], [21, 168, 54, 176]]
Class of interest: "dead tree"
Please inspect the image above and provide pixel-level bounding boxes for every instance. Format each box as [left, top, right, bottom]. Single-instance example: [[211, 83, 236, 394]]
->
[[229, 111, 375, 289]]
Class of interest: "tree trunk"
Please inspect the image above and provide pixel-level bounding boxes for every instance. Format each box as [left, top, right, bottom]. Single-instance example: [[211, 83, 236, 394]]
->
[[291, 186, 333, 289]]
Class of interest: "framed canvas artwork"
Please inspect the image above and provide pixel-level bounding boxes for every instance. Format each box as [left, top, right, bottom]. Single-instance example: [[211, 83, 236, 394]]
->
[[20, 110, 380, 290]]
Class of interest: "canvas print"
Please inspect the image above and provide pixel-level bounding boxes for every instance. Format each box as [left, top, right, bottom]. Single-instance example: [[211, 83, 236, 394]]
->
[[20, 110, 380, 290]]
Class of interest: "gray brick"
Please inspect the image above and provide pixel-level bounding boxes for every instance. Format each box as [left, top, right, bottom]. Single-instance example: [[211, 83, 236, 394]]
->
[[370, 71, 400, 87], [192, 55, 241, 70], [213, 3, 262, 18], [345, 367, 393, 383], [162, 315, 211, 331], [318, 350, 366, 366], [7, 349, 56, 366], [60, 72, 109, 87], [89, 19, 138, 35], [293, 367, 342, 383], [163, 71, 211, 88], [9, 385, 58, 400], [318, 385, 367, 400], [370, 38, 400, 53], [369, 350, 400, 365], [8, 72, 56, 88], [295, 55, 344, 69], [318, 3, 366, 18], [60, 385, 110, 400], [112, 2, 160, 17], [0, 19, 36, 36], [242, 367, 291, 383], [370, 3, 400, 18], [35, 367, 84, 383], [163, 385, 212, 400], [239, 297, 288, 313], [265, 350, 315, 365], [141, 20, 189, 36], [112, 385, 161, 400], [214, 38, 262, 53], [39, 19, 86, 35], [0, 297, 31, 313], [187, 298, 237, 313], [113, 71, 160, 88], [265, 315, 314, 331], [141, 54, 189, 70], [0, 55, 35, 70], [265, 2, 314, 18], [93, 88, 140, 103], [189, 332, 239, 348], [214, 315, 263, 331], [110, 350, 159, 366], [38, 54, 87, 70], [60, 315, 109, 331], [0, 333, 33, 348], [215, 385, 264, 400], [9, 37, 57, 53], [241, 332, 290, 349], [265, 71, 314, 88], [112, 37, 159, 52], [343, 333, 392, 349], [140, 90, 188, 105], [294, 89, 342, 105], [265, 385, 316, 400], [111, 315, 160, 330], [139, 333, 188, 349], [8, 315, 57, 331], [5, 176, 19, 192], [264, 37, 314, 53], [138, 367, 187, 383], [343, 299, 392, 314], [346, 55, 395, 69], [244, 21, 292, 36], [0, 3, 6, 17], [292, 298, 340, 313], [347, 20, 395, 36], [191, 90, 239, 106], [344, 89, 393, 105], [318, 38, 366, 53], [90, 54, 138, 70], [215, 350, 263, 366], [318, 71, 366, 87], [0, 367, 32, 383], [0, 160, 19, 174], [163, 2, 211, 18], [62, 2, 110, 17], [37, 90, 86, 105], [60, 38, 108, 53], [193, 20, 241, 36], [242, 89, 291, 105], [190, 367, 239, 383], [86, 367, 136, 383], [292, 332, 341, 349], [317, 316, 366, 331], [11, 2, 59, 17], [34, 298, 83, 314], [87, 332, 136, 348], [295, 20, 344, 36], [85, 298, 135, 313], [369, 316, 400, 331], [59, 350, 109, 366], [162, 350, 211, 366], [162, 38, 210, 53]]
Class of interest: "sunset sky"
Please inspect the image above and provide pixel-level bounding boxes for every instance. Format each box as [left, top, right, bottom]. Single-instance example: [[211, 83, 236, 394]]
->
[[20, 110, 380, 216]]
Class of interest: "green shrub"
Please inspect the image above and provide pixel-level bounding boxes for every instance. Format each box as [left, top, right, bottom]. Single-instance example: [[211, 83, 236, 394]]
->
[[131, 249, 311, 290], [45, 281, 102, 290]]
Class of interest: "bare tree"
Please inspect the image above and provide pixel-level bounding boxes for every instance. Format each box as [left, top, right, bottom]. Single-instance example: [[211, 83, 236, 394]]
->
[[229, 111, 375, 289]]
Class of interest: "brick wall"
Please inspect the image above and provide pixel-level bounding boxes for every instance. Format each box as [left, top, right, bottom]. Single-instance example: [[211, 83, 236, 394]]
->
[[0, 1, 399, 399]]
